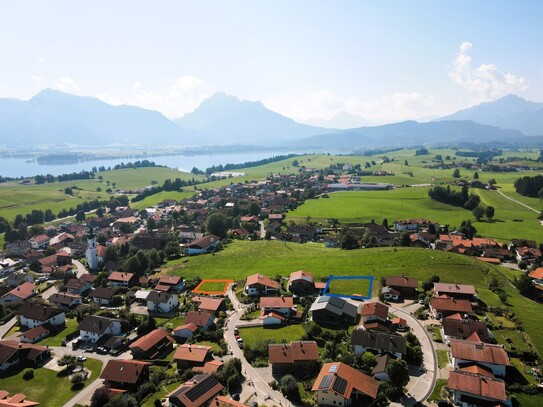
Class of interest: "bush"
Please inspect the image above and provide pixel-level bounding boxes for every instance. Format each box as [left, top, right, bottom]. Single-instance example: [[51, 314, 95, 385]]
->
[[23, 368, 34, 380], [71, 372, 86, 384]]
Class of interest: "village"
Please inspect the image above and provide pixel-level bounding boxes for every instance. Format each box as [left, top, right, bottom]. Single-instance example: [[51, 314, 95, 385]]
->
[[0, 162, 542, 407]]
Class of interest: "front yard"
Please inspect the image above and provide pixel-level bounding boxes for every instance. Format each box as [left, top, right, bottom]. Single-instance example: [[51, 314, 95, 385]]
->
[[38, 318, 79, 346], [238, 324, 307, 346], [0, 358, 102, 407]]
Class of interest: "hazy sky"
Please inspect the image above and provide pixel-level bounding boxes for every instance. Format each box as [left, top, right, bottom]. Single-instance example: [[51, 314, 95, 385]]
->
[[1, 1, 542, 123]]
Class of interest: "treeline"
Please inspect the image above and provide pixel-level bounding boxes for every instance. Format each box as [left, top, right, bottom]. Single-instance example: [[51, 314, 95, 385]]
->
[[2, 195, 129, 243], [111, 160, 158, 170], [131, 178, 195, 203], [428, 185, 480, 210], [514, 175, 543, 197], [204, 154, 299, 175], [415, 148, 429, 156], [355, 147, 404, 156], [34, 170, 95, 184], [455, 150, 502, 160]]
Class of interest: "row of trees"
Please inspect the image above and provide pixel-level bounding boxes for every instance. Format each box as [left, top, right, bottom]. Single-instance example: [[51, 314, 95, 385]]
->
[[428, 184, 480, 210], [514, 175, 543, 198], [131, 178, 197, 202]]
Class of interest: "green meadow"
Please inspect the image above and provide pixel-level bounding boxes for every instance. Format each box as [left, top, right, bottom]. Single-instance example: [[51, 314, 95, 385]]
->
[[163, 240, 543, 356], [287, 188, 543, 242]]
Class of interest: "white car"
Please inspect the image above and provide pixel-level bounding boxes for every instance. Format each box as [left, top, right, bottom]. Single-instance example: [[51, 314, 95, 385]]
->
[[77, 355, 87, 362]]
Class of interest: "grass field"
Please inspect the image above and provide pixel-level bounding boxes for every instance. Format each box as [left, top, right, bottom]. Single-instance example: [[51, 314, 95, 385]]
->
[[161, 240, 543, 357], [493, 330, 533, 354], [0, 358, 102, 407], [327, 277, 372, 298], [238, 324, 307, 346], [437, 350, 449, 368], [130, 189, 196, 210], [287, 188, 543, 242], [38, 318, 79, 346]]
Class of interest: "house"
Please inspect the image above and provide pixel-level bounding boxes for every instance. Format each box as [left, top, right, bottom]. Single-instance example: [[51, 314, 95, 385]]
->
[[0, 340, 50, 371], [156, 276, 185, 291], [391, 317, 408, 332], [268, 341, 319, 376], [78, 315, 122, 343], [351, 328, 407, 358], [147, 290, 179, 314], [309, 296, 359, 324], [259, 296, 294, 317], [5, 270, 33, 288], [287, 270, 316, 295], [173, 344, 214, 369], [209, 396, 251, 407], [433, 283, 477, 301], [372, 353, 394, 381], [184, 234, 220, 255], [0, 390, 39, 407], [430, 297, 473, 319], [19, 325, 51, 343], [381, 286, 400, 301], [91, 287, 117, 306], [442, 314, 490, 344], [108, 271, 138, 288], [450, 340, 510, 377], [0, 258, 18, 276], [167, 374, 224, 407], [129, 328, 174, 360], [100, 359, 151, 391], [0, 282, 37, 306], [516, 246, 542, 262], [47, 292, 82, 309], [359, 302, 389, 324], [260, 312, 286, 326], [185, 311, 214, 331], [312, 362, 379, 406], [192, 296, 225, 314], [385, 276, 418, 298], [29, 234, 50, 249], [393, 219, 431, 231], [448, 370, 507, 407], [65, 278, 92, 295], [244, 274, 279, 296], [172, 323, 199, 339]]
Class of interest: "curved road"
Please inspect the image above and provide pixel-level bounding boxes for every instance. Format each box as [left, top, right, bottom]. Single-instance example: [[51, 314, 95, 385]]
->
[[226, 286, 293, 407], [496, 189, 539, 214], [389, 302, 437, 403]]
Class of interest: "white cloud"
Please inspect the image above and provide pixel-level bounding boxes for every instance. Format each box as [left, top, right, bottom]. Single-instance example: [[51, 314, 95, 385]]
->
[[52, 76, 80, 92], [449, 42, 528, 100], [31, 75, 44, 84], [263, 90, 440, 123], [95, 75, 208, 119]]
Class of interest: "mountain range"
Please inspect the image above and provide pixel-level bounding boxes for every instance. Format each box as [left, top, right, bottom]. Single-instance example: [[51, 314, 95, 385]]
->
[[0, 89, 542, 149]]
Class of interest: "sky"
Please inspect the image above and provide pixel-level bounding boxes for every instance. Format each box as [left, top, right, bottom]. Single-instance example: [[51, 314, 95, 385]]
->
[[1, 1, 542, 125]]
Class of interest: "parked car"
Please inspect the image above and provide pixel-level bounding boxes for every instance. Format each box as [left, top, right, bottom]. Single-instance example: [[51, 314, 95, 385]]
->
[[77, 355, 87, 362], [231, 393, 240, 401]]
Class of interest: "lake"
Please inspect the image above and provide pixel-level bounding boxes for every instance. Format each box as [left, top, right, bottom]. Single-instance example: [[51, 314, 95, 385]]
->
[[0, 150, 328, 178]]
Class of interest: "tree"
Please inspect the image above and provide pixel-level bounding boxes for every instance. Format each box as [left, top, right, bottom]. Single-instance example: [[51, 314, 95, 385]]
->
[[280, 374, 300, 400], [473, 171, 479, 179], [485, 205, 495, 220], [404, 160, 408, 166], [382, 218, 389, 228], [386, 358, 409, 389], [96, 206, 104, 217], [515, 274, 532, 296], [58, 355, 76, 370], [472, 205, 485, 221], [400, 231, 411, 247], [64, 187, 73, 195], [360, 352, 377, 371], [206, 213, 228, 238], [76, 210, 86, 223], [248, 202, 260, 216], [341, 232, 358, 250], [452, 168, 461, 178], [292, 159, 299, 167]]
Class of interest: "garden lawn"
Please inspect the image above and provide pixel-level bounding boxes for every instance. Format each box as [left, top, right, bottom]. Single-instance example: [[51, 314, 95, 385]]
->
[[511, 392, 543, 407], [327, 278, 372, 297], [38, 318, 79, 346], [0, 358, 102, 407], [493, 330, 534, 354], [142, 381, 182, 407], [193, 280, 231, 293], [428, 378, 448, 402], [437, 350, 449, 368], [238, 325, 307, 347]]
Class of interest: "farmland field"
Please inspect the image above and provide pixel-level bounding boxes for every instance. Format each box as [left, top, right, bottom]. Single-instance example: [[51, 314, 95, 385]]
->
[[287, 188, 543, 242], [327, 276, 372, 298]]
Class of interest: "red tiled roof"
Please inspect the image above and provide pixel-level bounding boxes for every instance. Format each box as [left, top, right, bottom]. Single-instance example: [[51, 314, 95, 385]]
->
[[268, 341, 319, 364], [476, 257, 501, 264], [174, 323, 198, 333], [100, 360, 150, 384], [448, 370, 506, 401], [185, 311, 213, 327], [210, 395, 250, 407], [245, 274, 279, 289], [194, 360, 224, 374], [529, 267, 543, 280], [311, 362, 378, 400], [433, 283, 476, 296], [4, 282, 36, 300], [385, 276, 418, 289], [450, 340, 510, 366], [167, 374, 223, 407], [173, 344, 212, 363], [288, 270, 314, 285], [129, 329, 173, 353], [430, 297, 473, 314], [158, 276, 183, 286], [0, 390, 39, 407], [108, 271, 135, 282], [20, 325, 50, 341], [260, 312, 285, 321], [192, 296, 224, 313], [260, 296, 293, 309], [360, 302, 389, 319]]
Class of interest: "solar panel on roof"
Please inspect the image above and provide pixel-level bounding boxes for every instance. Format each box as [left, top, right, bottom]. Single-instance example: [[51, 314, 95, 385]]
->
[[328, 364, 338, 373], [319, 374, 334, 389], [185, 375, 218, 402], [332, 376, 348, 395]]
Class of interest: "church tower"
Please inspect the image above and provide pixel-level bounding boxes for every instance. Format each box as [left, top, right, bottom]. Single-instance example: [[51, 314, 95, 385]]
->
[[85, 227, 98, 270]]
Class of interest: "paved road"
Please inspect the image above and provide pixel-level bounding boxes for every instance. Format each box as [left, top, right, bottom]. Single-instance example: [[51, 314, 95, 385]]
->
[[226, 285, 292, 407], [0, 317, 17, 339], [389, 302, 437, 404], [72, 259, 89, 278], [496, 189, 539, 214]]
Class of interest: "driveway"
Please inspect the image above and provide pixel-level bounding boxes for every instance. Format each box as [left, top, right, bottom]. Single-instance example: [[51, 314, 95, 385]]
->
[[225, 287, 293, 407], [0, 317, 17, 339], [72, 259, 89, 278], [389, 302, 437, 404]]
